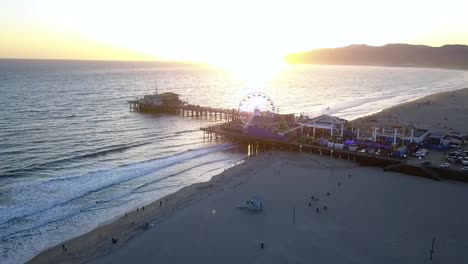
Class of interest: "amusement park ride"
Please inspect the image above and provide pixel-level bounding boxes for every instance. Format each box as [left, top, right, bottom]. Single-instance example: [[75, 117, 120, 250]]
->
[[238, 92, 276, 129]]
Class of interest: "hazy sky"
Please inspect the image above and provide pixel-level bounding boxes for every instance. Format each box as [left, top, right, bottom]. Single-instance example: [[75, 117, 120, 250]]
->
[[1, 0, 468, 65]]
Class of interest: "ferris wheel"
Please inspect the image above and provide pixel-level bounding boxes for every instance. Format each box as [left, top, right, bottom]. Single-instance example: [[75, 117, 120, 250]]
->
[[238, 92, 275, 127]]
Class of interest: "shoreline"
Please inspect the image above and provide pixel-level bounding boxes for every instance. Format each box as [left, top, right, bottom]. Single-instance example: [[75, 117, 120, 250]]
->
[[351, 87, 468, 134], [27, 157, 253, 264], [28, 87, 468, 263], [30, 150, 468, 264], [348, 87, 468, 122]]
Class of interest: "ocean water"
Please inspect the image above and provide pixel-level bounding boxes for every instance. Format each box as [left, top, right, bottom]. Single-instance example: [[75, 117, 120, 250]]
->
[[0, 59, 467, 263]]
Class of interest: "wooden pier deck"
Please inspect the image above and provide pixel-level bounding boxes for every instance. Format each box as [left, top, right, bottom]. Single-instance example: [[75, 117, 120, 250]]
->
[[201, 124, 468, 183], [201, 124, 404, 166], [127, 94, 468, 183], [128, 100, 240, 122]]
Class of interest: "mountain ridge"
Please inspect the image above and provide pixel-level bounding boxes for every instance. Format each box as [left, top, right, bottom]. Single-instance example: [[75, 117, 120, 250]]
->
[[284, 44, 468, 70]]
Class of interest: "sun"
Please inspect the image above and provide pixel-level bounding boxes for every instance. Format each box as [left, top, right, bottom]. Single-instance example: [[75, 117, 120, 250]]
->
[[209, 53, 287, 87]]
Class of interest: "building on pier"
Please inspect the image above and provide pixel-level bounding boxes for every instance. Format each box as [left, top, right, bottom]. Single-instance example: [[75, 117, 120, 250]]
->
[[128, 92, 183, 113], [296, 114, 347, 138], [142, 92, 181, 106]]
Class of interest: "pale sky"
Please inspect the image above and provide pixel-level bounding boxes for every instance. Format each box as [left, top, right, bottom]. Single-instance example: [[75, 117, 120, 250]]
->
[[1, 0, 468, 66]]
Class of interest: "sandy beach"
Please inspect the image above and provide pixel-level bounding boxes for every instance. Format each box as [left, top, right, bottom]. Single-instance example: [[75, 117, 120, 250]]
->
[[27, 88, 468, 264], [352, 88, 468, 134], [29, 151, 468, 264]]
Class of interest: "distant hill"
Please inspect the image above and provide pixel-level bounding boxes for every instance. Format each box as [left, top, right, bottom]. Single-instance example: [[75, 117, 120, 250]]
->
[[284, 44, 468, 70]]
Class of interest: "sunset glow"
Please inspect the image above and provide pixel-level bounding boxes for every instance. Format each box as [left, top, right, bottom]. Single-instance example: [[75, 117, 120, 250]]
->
[[1, 0, 468, 79]]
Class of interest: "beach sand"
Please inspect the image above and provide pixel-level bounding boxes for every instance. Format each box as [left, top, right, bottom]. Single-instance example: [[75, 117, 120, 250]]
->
[[29, 151, 468, 264], [28, 88, 468, 264], [352, 87, 468, 134]]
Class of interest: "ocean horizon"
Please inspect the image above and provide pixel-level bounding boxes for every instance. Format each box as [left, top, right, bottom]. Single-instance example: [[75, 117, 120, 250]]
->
[[1, 59, 467, 264]]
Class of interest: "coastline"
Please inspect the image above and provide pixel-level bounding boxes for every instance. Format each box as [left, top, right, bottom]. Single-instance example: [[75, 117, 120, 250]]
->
[[28, 87, 468, 263], [285, 62, 468, 72], [30, 151, 468, 264], [27, 158, 252, 264], [351, 87, 468, 134]]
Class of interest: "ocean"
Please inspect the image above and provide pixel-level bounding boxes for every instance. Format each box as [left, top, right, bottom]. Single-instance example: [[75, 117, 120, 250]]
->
[[0, 59, 467, 263]]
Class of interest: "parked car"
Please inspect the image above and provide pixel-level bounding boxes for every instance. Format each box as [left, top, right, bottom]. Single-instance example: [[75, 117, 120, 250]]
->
[[462, 167, 468, 171], [421, 161, 431, 166], [440, 163, 450, 168], [414, 149, 430, 157]]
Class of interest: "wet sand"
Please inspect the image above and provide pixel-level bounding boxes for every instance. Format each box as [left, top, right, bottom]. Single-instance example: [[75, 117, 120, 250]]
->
[[29, 151, 468, 264]]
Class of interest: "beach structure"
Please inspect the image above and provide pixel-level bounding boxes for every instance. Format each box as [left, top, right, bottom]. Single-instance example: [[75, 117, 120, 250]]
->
[[129, 91, 466, 175], [350, 126, 430, 144], [295, 114, 347, 138], [128, 92, 183, 113], [236, 196, 263, 211], [128, 91, 240, 122], [423, 132, 466, 149], [424, 132, 449, 149]]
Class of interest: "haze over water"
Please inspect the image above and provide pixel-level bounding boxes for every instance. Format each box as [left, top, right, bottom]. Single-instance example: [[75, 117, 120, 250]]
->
[[0, 59, 467, 264]]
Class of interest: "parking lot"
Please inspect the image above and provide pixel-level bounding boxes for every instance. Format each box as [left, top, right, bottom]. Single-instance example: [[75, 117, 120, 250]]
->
[[408, 145, 468, 172]]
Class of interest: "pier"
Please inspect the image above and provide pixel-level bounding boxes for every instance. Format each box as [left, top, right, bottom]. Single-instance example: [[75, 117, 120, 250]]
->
[[201, 124, 468, 183], [128, 92, 240, 122], [201, 124, 404, 167], [128, 91, 467, 183], [128, 101, 240, 122]]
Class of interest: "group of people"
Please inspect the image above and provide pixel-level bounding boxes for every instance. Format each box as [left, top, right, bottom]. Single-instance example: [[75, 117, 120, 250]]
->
[[110, 198, 169, 246], [309, 194, 327, 213], [60, 196, 171, 254]]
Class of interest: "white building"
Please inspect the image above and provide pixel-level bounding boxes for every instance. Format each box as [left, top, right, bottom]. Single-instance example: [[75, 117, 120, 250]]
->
[[295, 114, 347, 138]]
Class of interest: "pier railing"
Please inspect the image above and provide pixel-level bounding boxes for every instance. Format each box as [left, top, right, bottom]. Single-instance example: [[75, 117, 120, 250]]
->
[[128, 99, 240, 122]]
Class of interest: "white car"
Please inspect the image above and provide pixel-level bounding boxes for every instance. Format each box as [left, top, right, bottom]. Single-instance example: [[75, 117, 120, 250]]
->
[[414, 149, 430, 157], [462, 167, 468, 171], [440, 163, 450, 168]]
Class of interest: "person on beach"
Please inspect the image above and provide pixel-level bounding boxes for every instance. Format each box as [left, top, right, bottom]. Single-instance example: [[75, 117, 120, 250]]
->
[[260, 242, 264, 249], [166, 197, 168, 203], [324, 206, 327, 211], [142, 206, 145, 211], [62, 244, 67, 252], [160, 201, 162, 207]]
